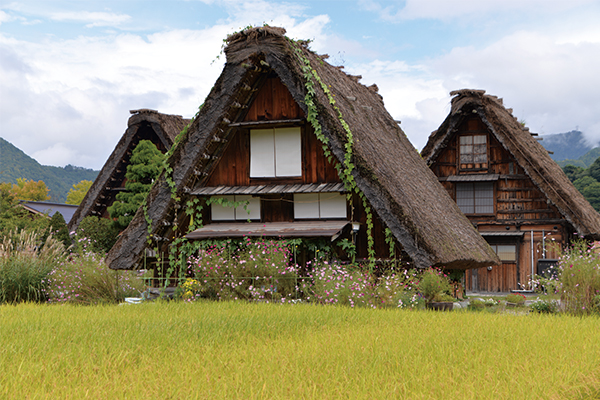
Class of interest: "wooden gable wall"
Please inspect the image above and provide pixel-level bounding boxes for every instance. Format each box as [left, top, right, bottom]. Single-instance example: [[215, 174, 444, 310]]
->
[[430, 117, 562, 223], [206, 76, 340, 187]]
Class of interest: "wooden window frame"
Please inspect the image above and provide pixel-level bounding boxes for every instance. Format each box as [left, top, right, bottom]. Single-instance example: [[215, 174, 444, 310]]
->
[[455, 182, 495, 215], [458, 134, 488, 171], [489, 243, 517, 262], [250, 127, 302, 179]]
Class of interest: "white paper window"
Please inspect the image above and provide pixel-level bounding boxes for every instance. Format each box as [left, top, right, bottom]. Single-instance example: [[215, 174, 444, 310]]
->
[[294, 193, 320, 219], [294, 192, 347, 219], [211, 195, 261, 221], [250, 127, 301, 178], [319, 192, 347, 218]]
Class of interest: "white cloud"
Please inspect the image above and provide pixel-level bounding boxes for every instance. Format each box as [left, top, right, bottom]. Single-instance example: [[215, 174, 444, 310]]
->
[[0, 7, 334, 169], [0, 10, 13, 24], [430, 30, 600, 142], [49, 11, 131, 27], [346, 59, 449, 149]]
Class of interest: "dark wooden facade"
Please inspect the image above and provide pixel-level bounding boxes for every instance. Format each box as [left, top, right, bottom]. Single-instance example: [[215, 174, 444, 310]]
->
[[184, 76, 396, 262], [428, 116, 567, 292]]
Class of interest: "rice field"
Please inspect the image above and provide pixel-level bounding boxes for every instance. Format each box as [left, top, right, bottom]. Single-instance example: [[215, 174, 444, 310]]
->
[[1, 301, 599, 399]]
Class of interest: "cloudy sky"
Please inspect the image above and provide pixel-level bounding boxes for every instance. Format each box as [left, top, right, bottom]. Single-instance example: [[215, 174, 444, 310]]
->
[[1, 0, 600, 169]]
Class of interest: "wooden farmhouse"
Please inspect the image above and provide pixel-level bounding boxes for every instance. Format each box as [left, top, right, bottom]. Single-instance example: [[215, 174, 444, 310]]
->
[[106, 27, 499, 274], [422, 89, 600, 292], [68, 109, 190, 231]]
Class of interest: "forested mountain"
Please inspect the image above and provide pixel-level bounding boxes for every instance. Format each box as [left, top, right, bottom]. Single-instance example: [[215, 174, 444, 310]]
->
[[540, 130, 599, 162], [555, 147, 600, 169], [0, 137, 99, 203]]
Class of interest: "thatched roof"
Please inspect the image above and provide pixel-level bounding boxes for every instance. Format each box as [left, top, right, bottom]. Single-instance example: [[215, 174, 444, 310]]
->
[[422, 89, 600, 239], [107, 26, 498, 270], [68, 109, 190, 231]]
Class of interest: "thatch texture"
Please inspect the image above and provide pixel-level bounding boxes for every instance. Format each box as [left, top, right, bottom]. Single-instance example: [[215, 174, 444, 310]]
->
[[68, 109, 190, 231], [107, 27, 498, 270], [422, 89, 600, 239]]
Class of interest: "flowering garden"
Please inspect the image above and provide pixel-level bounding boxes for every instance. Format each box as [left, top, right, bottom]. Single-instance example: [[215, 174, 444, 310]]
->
[[1, 228, 600, 314]]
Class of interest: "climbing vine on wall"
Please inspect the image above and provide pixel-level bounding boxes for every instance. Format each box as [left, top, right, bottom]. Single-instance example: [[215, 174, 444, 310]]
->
[[289, 39, 376, 265]]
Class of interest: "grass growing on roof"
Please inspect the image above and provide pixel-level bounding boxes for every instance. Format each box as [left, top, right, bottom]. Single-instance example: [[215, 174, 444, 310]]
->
[[1, 302, 599, 399]]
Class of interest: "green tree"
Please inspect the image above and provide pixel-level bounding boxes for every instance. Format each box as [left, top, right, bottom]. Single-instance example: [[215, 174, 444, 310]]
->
[[48, 212, 71, 249], [588, 157, 600, 182], [562, 165, 586, 183], [0, 183, 49, 236], [583, 182, 600, 211], [10, 178, 50, 201], [74, 216, 120, 254], [573, 176, 597, 192], [66, 180, 93, 205], [108, 140, 164, 231]]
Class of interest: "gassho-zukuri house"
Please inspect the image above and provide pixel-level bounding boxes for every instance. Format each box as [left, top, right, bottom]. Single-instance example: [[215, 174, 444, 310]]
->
[[106, 26, 500, 275], [421, 89, 600, 292], [69, 109, 190, 232]]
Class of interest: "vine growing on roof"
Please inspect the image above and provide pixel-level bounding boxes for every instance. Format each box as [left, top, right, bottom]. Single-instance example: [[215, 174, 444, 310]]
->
[[289, 38, 376, 265]]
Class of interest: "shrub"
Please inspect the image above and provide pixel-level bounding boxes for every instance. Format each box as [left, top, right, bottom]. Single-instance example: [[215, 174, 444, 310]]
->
[[44, 239, 145, 304], [417, 268, 452, 302], [0, 229, 64, 303], [530, 298, 559, 314], [505, 293, 526, 305], [557, 240, 600, 315]]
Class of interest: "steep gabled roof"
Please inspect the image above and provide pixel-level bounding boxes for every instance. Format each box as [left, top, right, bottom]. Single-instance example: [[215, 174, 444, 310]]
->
[[107, 27, 498, 270], [422, 89, 600, 239], [68, 109, 190, 231]]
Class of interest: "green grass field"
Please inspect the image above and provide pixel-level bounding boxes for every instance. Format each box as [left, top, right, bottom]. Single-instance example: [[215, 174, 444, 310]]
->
[[1, 302, 599, 399]]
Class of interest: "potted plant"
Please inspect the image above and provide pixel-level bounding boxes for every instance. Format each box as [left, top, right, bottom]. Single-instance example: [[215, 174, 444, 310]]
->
[[418, 268, 454, 311]]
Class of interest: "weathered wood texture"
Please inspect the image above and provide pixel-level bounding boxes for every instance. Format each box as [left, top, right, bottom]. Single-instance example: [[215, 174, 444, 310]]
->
[[244, 76, 304, 121], [430, 116, 571, 291]]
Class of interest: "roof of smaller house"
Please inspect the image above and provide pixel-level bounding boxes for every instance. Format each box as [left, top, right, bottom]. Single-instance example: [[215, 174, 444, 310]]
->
[[21, 201, 79, 224], [68, 109, 190, 231], [106, 27, 499, 270], [421, 89, 600, 239]]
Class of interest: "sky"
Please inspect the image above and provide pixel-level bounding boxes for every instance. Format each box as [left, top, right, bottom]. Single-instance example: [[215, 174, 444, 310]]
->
[[1, 0, 600, 170]]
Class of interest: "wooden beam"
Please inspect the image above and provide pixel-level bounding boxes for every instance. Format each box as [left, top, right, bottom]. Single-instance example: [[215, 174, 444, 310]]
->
[[229, 119, 304, 127], [497, 209, 553, 214], [497, 198, 546, 203]]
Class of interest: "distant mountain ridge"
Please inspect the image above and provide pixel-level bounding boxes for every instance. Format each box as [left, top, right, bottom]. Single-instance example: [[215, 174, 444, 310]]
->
[[540, 130, 599, 161], [0, 137, 99, 203], [555, 147, 600, 169]]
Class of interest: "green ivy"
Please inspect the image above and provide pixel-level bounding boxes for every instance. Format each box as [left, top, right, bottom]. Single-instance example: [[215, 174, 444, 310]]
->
[[289, 39, 376, 266]]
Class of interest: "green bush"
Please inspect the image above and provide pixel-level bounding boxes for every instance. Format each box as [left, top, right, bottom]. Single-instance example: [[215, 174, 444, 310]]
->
[[505, 293, 526, 305], [529, 298, 559, 314], [558, 240, 600, 315], [417, 268, 452, 302], [0, 229, 64, 303]]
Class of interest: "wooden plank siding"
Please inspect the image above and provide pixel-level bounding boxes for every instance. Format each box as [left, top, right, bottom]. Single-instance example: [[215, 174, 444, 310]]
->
[[199, 74, 400, 262], [429, 116, 570, 291]]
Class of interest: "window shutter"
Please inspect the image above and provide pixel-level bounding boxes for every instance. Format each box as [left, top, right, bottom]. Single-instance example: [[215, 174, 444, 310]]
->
[[250, 129, 275, 177]]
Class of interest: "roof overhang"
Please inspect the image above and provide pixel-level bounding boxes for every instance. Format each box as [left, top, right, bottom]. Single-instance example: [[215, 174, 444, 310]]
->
[[185, 220, 349, 240], [443, 174, 500, 182], [192, 182, 346, 196], [480, 231, 525, 238]]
